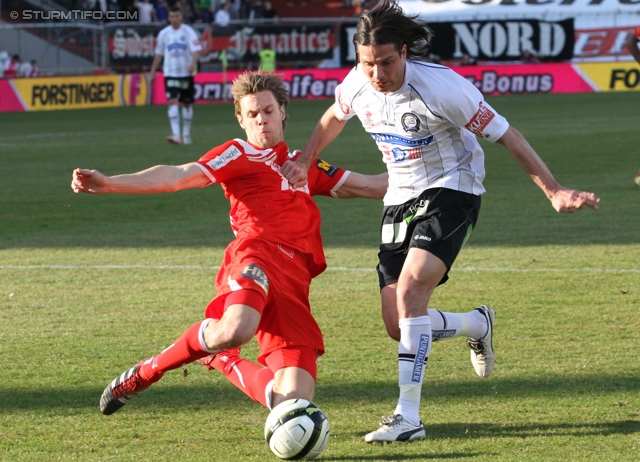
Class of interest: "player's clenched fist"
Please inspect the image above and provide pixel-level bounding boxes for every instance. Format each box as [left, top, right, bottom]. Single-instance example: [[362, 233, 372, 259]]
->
[[71, 168, 109, 194], [281, 159, 309, 189]]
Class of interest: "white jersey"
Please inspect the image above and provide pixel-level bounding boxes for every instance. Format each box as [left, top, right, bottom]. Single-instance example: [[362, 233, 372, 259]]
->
[[334, 61, 510, 206], [155, 24, 202, 78]]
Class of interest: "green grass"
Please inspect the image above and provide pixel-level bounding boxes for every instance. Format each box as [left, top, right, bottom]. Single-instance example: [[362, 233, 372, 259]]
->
[[1, 92, 639, 461]]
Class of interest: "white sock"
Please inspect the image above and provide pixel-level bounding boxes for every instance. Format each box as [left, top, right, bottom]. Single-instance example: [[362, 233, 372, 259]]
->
[[265, 379, 275, 410], [428, 308, 487, 341], [182, 106, 193, 138], [394, 316, 431, 427], [168, 104, 180, 138]]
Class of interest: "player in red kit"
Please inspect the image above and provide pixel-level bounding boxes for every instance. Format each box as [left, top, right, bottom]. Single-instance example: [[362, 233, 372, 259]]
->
[[71, 72, 387, 414]]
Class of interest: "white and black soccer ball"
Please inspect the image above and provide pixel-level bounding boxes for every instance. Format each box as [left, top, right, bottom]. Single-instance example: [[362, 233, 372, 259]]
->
[[264, 399, 330, 460]]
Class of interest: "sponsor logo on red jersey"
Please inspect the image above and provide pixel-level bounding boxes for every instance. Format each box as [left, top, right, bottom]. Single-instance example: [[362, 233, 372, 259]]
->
[[241, 263, 270, 294], [315, 159, 339, 177], [465, 102, 495, 137], [207, 145, 242, 170]]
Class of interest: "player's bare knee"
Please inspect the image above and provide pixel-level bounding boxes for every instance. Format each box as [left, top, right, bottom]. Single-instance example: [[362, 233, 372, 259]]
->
[[273, 382, 314, 399], [203, 320, 253, 350]]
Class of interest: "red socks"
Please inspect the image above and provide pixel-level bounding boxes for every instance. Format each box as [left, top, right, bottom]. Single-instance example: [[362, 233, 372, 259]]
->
[[210, 351, 274, 408], [134, 317, 274, 409], [138, 320, 210, 384]]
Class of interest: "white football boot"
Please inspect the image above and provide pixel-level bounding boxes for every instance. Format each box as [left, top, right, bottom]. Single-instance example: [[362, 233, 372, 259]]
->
[[182, 135, 192, 145], [467, 305, 495, 378], [166, 135, 183, 144], [364, 414, 426, 443]]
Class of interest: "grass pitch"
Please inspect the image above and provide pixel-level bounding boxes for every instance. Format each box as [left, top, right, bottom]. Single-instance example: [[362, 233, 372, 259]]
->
[[1, 92, 639, 461]]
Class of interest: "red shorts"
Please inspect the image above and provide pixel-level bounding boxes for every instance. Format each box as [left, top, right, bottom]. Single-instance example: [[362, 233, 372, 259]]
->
[[204, 238, 324, 376]]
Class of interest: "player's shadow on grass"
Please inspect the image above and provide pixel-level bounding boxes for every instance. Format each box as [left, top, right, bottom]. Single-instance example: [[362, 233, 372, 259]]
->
[[313, 371, 640, 406], [342, 420, 640, 441], [323, 452, 481, 461], [1, 372, 637, 413]]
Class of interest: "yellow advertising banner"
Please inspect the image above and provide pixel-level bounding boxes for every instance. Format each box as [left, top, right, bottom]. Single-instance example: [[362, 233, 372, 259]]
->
[[11, 74, 150, 111], [577, 62, 640, 92]]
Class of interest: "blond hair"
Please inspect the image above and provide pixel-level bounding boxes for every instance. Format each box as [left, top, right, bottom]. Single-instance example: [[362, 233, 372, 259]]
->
[[231, 72, 289, 128]]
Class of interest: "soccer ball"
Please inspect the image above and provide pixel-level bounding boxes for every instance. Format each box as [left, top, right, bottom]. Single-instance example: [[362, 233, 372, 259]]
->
[[264, 399, 330, 460], [635, 171, 640, 187]]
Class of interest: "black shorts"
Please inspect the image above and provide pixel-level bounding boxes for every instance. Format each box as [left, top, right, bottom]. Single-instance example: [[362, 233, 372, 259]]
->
[[376, 188, 481, 289], [164, 76, 195, 104]]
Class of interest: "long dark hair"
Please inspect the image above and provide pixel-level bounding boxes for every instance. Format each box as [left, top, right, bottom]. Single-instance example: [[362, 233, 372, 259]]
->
[[353, 0, 432, 60]]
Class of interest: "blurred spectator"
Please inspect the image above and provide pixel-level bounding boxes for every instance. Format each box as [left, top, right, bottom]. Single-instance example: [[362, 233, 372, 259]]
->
[[107, 0, 120, 10], [460, 53, 476, 66], [4, 55, 20, 79], [626, 27, 640, 64], [249, 0, 263, 21], [195, 0, 213, 22], [179, 0, 198, 22], [135, 0, 157, 22], [20, 60, 39, 78], [214, 2, 231, 26], [521, 50, 539, 64], [262, 0, 277, 19], [117, 0, 135, 15], [156, 0, 169, 21], [229, 0, 241, 18], [239, 0, 251, 19]]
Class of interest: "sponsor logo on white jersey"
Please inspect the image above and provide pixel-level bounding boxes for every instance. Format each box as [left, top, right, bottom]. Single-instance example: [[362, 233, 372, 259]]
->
[[465, 101, 496, 138], [371, 132, 434, 147]]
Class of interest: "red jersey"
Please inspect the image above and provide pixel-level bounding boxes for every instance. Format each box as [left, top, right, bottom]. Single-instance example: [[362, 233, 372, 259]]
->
[[196, 139, 348, 278]]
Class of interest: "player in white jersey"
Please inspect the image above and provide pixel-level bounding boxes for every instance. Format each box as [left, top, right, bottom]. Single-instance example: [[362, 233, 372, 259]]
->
[[150, 6, 202, 145], [282, 0, 600, 444]]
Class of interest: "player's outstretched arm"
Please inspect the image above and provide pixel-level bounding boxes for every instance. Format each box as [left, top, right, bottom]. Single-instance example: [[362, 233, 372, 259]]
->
[[281, 105, 348, 188], [71, 163, 209, 194], [496, 126, 600, 213], [334, 172, 388, 199]]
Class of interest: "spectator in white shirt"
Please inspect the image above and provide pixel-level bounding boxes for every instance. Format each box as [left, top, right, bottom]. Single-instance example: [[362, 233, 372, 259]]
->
[[214, 2, 231, 27], [20, 60, 39, 78], [135, 0, 157, 23]]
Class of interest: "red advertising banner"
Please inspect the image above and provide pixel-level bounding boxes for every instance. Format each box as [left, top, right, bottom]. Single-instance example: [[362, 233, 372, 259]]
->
[[574, 27, 637, 61], [151, 69, 351, 105], [2, 63, 627, 112], [0, 80, 26, 112], [450, 63, 595, 95]]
